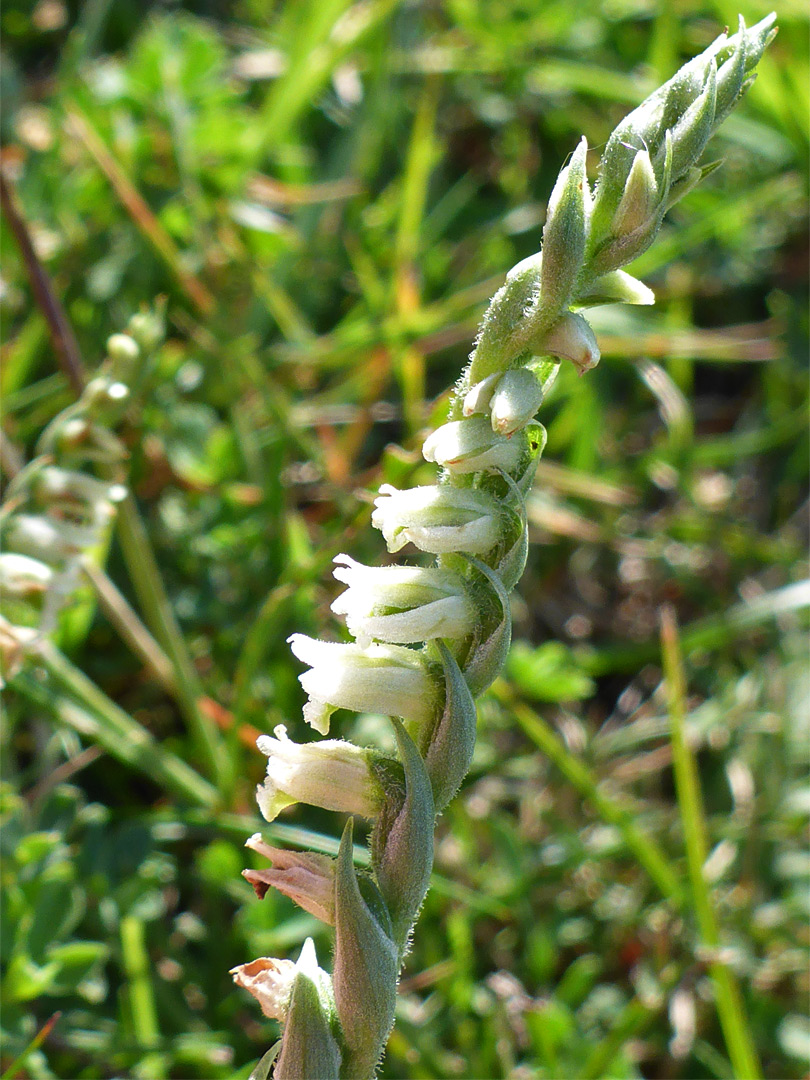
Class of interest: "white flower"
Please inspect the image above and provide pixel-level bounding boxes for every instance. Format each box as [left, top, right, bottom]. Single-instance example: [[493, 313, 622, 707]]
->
[[288, 633, 437, 733], [422, 417, 525, 474], [0, 553, 54, 597], [256, 725, 384, 820], [330, 554, 473, 647], [243, 833, 335, 925], [541, 312, 600, 374], [372, 484, 501, 555], [5, 514, 99, 562]]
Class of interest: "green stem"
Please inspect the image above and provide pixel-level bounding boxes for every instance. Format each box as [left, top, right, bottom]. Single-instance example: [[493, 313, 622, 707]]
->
[[660, 605, 762, 1080], [120, 914, 160, 1049], [116, 494, 228, 795], [14, 641, 217, 809], [499, 685, 685, 907]]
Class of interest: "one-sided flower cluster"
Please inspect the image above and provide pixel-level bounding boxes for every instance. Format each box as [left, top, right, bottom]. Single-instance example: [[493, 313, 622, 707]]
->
[[231, 17, 776, 1079]]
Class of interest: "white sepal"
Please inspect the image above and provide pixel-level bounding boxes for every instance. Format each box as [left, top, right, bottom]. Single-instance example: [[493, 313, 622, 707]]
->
[[462, 373, 500, 416]]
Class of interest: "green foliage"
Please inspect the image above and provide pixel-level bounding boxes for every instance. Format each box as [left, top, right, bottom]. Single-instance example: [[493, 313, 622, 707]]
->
[[1, 1, 807, 1078]]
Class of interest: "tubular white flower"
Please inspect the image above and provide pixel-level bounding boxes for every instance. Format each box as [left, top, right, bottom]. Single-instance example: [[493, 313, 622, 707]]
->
[[244, 834, 336, 925], [288, 634, 437, 733], [5, 514, 100, 562], [256, 725, 385, 821], [372, 484, 501, 556], [422, 417, 525, 474], [330, 554, 474, 647], [0, 553, 55, 597]]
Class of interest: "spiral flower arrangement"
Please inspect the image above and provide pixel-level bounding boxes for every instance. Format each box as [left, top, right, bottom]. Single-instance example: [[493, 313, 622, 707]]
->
[[230, 18, 776, 1079], [0, 310, 162, 681]]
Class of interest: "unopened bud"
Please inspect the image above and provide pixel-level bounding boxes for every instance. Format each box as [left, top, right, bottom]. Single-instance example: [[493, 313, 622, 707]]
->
[[577, 269, 655, 307], [613, 149, 658, 237], [490, 368, 546, 435], [106, 333, 140, 364], [541, 312, 600, 374], [127, 310, 164, 351]]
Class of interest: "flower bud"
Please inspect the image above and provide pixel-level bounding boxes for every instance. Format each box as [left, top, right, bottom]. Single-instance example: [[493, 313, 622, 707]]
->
[[4, 513, 98, 563], [577, 269, 655, 307], [372, 484, 502, 556], [0, 553, 54, 598], [106, 333, 140, 364], [539, 312, 600, 374], [256, 725, 386, 820], [287, 634, 437, 733], [243, 834, 336, 925], [422, 417, 525, 474], [612, 149, 658, 238], [331, 554, 473, 647], [462, 373, 500, 416], [127, 309, 165, 352], [540, 135, 590, 318], [489, 368, 546, 435]]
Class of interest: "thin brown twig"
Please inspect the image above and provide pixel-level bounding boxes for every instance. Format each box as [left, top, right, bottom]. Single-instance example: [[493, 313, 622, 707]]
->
[[0, 171, 86, 393]]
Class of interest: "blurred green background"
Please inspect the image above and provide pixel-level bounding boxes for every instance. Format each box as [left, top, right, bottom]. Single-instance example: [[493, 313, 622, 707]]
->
[[1, 1, 808, 1078]]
